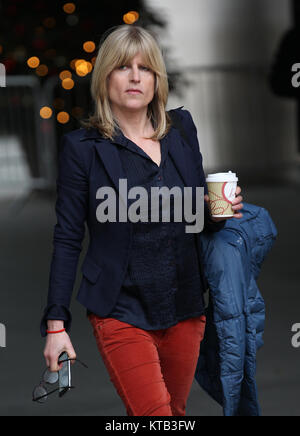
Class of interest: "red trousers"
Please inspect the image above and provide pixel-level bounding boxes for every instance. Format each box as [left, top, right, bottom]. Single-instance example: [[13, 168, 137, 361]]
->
[[88, 314, 206, 416]]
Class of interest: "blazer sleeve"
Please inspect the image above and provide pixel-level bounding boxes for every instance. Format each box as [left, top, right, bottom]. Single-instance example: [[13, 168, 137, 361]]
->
[[178, 108, 226, 233], [40, 133, 89, 337]]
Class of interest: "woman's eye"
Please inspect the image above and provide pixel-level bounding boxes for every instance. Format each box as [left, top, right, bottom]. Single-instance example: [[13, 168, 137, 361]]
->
[[117, 65, 150, 71]]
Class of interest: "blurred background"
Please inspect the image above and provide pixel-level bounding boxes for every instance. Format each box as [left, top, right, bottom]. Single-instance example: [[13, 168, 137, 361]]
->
[[0, 0, 299, 416]]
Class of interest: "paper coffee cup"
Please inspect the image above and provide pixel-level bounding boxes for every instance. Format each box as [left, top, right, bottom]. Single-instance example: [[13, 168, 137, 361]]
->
[[206, 171, 238, 217]]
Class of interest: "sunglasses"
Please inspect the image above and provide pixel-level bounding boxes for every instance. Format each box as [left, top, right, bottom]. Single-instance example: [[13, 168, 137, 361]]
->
[[32, 358, 88, 403]]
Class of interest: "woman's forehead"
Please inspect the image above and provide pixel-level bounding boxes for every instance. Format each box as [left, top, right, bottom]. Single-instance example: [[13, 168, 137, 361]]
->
[[117, 48, 150, 65]]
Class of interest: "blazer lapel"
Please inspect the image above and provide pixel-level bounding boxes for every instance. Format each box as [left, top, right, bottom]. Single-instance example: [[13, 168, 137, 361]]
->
[[80, 128, 132, 206], [94, 139, 137, 209], [167, 126, 198, 189], [95, 140, 126, 192]]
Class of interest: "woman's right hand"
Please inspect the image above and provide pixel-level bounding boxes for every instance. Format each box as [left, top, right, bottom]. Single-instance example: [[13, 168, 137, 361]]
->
[[43, 321, 77, 372]]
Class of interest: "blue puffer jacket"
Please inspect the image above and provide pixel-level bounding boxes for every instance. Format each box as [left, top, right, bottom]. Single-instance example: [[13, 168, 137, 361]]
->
[[194, 202, 277, 416]]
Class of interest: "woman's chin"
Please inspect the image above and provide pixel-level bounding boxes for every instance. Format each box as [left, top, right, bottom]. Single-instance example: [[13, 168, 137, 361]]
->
[[122, 103, 149, 112]]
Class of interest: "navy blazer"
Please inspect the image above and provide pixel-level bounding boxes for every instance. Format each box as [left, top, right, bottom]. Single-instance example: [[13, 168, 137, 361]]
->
[[41, 107, 224, 335]]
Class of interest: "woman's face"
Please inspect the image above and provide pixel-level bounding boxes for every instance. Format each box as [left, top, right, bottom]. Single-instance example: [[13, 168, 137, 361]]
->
[[107, 52, 155, 115]]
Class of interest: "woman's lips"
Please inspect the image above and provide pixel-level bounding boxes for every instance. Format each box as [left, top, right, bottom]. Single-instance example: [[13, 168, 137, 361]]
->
[[126, 89, 142, 94]]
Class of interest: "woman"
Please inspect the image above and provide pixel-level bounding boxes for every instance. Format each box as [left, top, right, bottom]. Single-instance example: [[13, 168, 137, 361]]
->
[[41, 25, 243, 416]]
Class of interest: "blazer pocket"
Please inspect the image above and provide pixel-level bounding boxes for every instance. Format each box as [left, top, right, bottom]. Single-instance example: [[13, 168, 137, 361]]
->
[[81, 256, 102, 284]]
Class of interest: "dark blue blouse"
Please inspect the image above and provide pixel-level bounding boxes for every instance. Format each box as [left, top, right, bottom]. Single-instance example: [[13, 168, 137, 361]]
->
[[43, 128, 225, 332], [93, 130, 206, 329]]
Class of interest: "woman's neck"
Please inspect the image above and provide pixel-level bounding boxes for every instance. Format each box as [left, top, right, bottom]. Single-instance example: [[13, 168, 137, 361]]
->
[[112, 106, 154, 140]]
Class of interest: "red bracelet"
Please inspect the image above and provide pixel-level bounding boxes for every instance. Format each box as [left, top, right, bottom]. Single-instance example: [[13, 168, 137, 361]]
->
[[46, 328, 66, 334]]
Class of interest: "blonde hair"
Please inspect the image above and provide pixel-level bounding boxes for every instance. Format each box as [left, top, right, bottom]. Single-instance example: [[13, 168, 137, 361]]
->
[[81, 25, 171, 140]]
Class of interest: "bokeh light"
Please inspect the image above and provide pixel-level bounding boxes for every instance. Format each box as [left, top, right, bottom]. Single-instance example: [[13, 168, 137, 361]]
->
[[83, 41, 96, 53], [70, 59, 78, 70], [62, 78, 74, 90], [75, 59, 85, 68], [76, 65, 88, 77], [40, 106, 53, 119], [130, 11, 140, 21], [57, 111, 70, 124], [75, 59, 90, 76], [63, 3, 76, 14], [59, 70, 72, 80], [36, 64, 48, 76], [86, 62, 93, 73], [123, 11, 139, 24], [27, 56, 40, 68]]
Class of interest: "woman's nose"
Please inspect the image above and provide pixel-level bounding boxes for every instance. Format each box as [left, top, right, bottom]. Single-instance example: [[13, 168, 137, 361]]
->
[[130, 66, 141, 82]]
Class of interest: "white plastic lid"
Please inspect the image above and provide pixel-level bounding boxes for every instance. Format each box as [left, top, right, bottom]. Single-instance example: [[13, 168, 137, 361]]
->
[[206, 171, 238, 182]]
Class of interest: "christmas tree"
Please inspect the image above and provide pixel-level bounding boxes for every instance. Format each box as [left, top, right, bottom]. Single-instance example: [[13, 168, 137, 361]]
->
[[0, 0, 182, 88], [0, 0, 185, 179]]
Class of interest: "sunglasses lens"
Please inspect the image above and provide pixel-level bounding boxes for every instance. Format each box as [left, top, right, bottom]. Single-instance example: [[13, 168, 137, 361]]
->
[[33, 386, 47, 403], [43, 369, 59, 384]]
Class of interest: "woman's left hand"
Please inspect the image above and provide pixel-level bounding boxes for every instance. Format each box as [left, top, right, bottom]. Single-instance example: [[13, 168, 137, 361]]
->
[[204, 185, 244, 222]]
